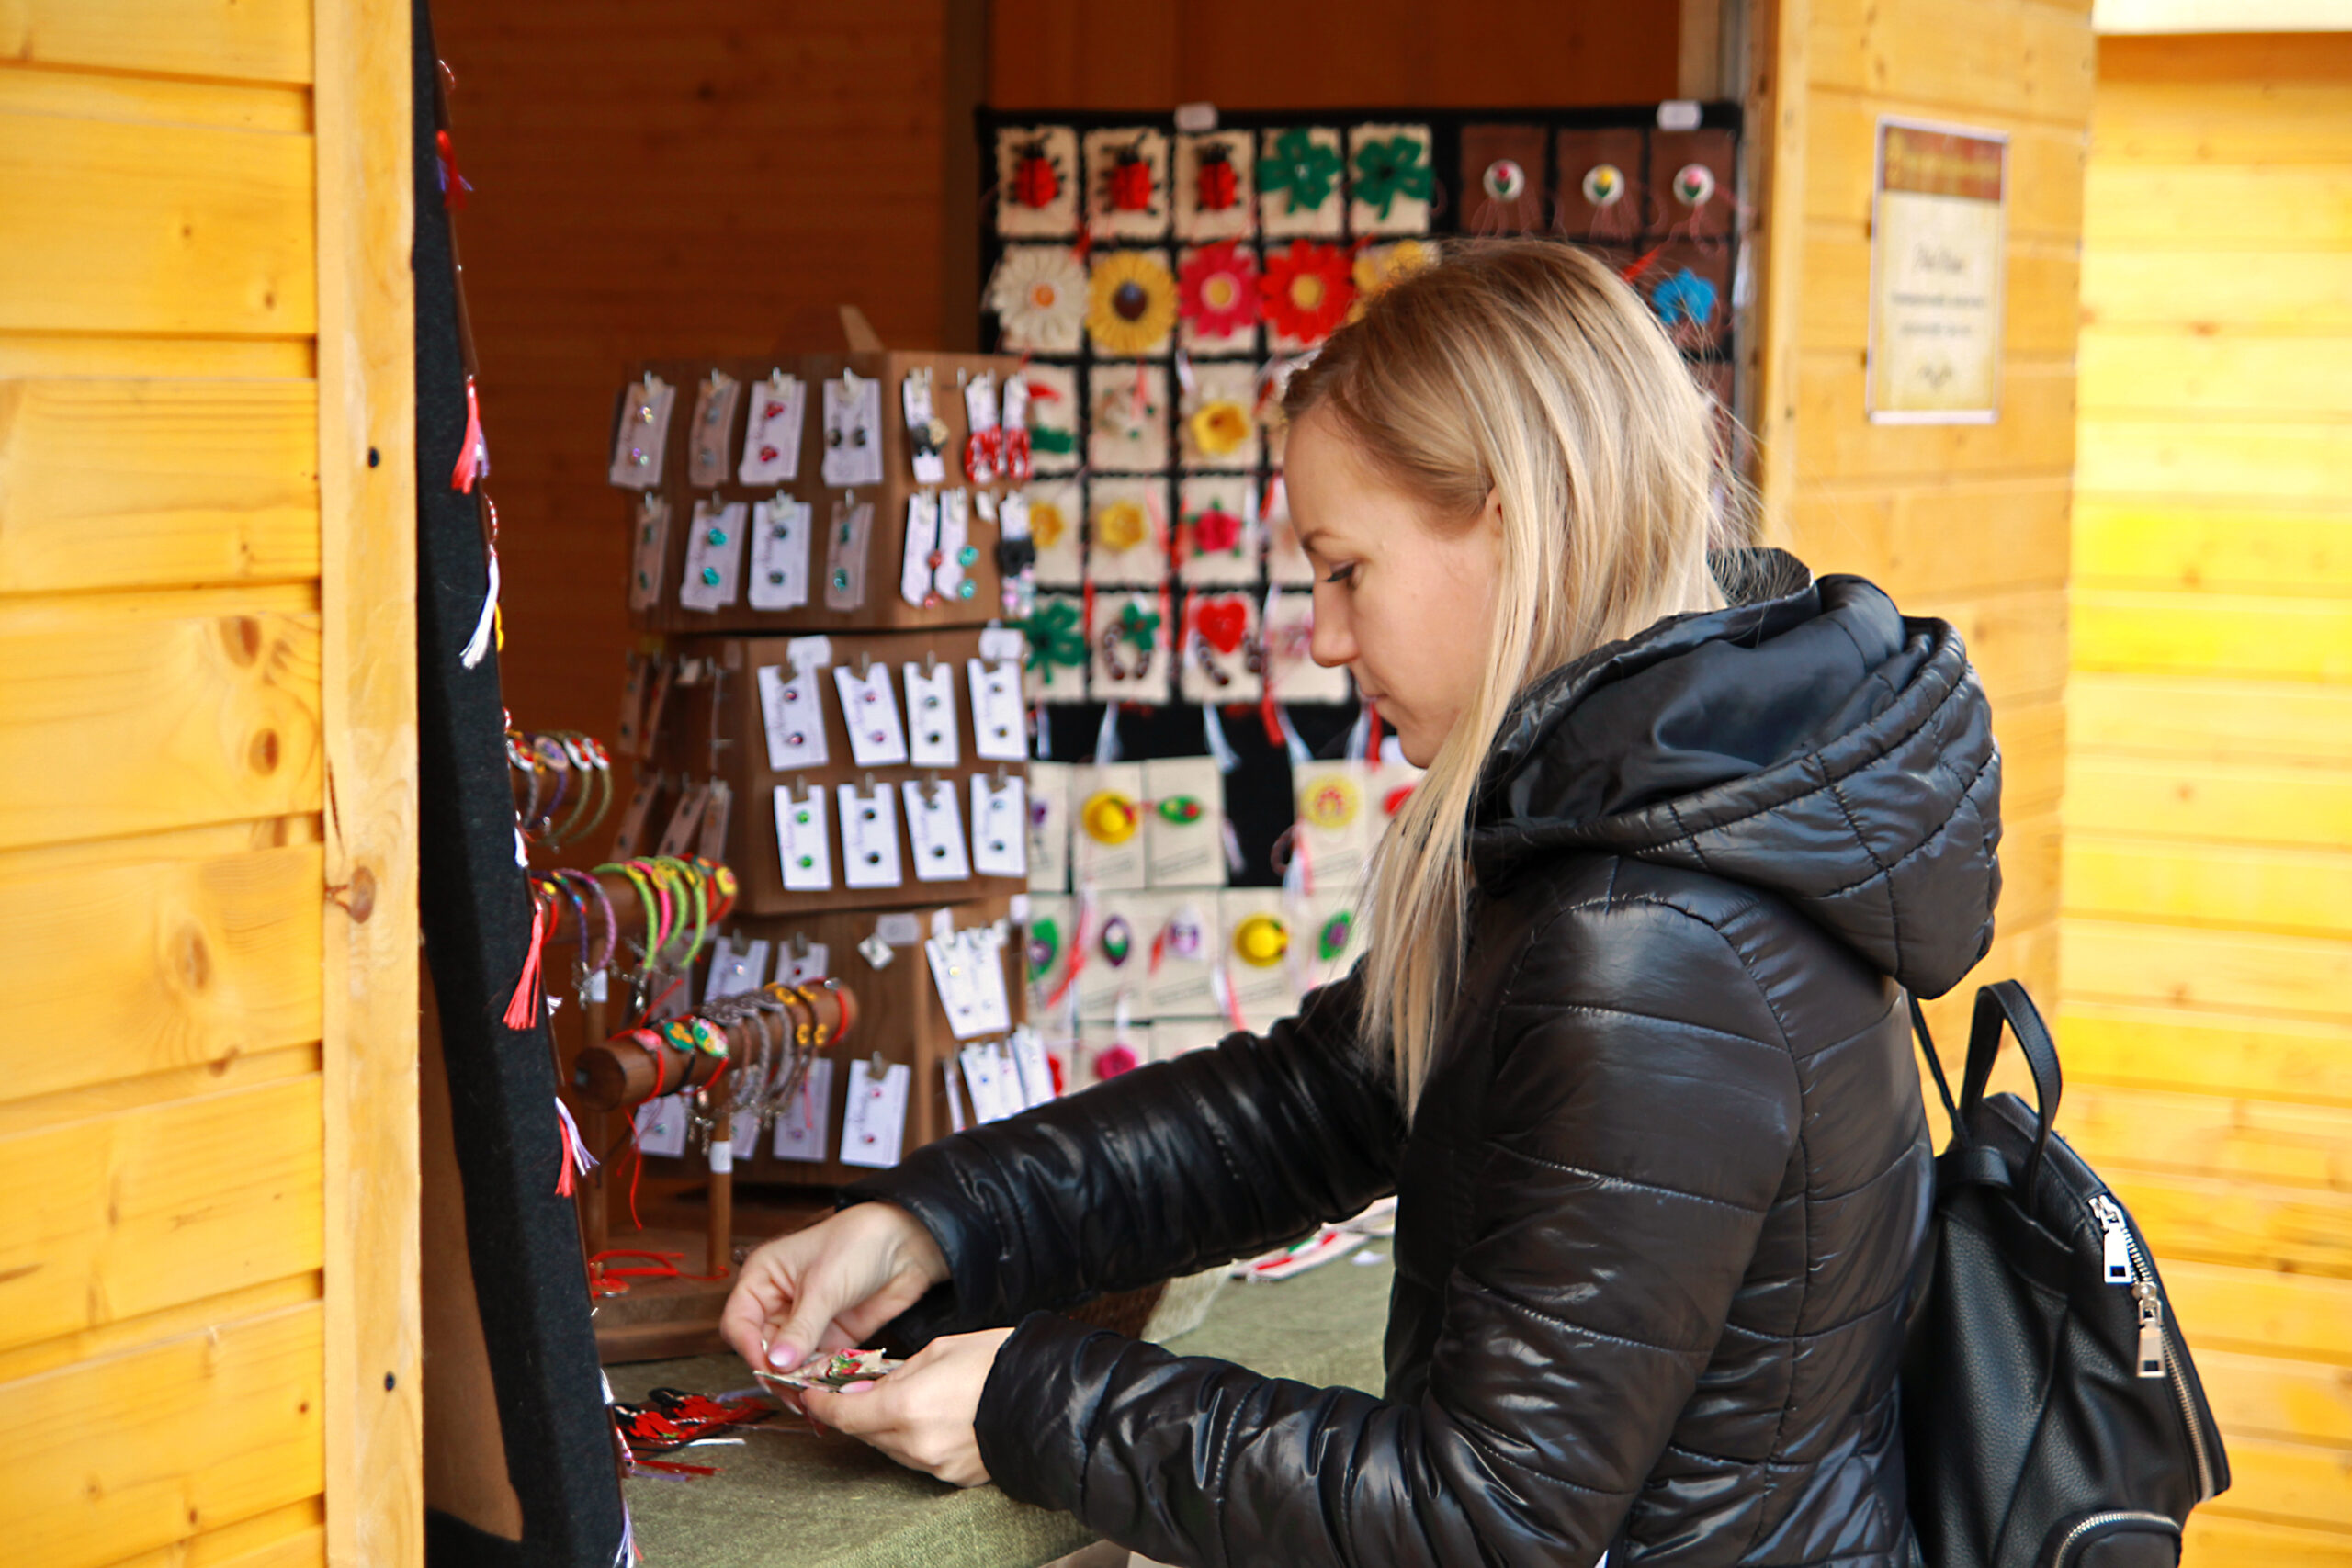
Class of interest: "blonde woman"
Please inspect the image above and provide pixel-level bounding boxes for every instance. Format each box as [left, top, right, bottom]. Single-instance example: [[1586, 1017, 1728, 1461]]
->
[[723, 241, 1999, 1567]]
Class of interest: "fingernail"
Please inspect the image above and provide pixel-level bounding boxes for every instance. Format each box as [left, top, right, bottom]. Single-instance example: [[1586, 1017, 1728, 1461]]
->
[[768, 1343, 799, 1369], [841, 1379, 876, 1393]]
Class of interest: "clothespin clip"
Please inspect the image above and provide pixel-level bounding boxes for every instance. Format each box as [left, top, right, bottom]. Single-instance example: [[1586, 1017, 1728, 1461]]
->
[[922, 770, 944, 807], [855, 650, 873, 679], [861, 771, 877, 796]]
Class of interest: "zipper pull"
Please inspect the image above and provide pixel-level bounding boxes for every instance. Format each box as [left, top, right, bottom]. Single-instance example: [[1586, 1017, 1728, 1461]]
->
[[2134, 1282, 2166, 1379], [2093, 1194, 2132, 1285]]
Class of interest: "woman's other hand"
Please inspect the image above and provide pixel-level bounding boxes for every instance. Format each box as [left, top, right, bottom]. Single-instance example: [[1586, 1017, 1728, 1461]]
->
[[800, 1327, 1015, 1487], [718, 1202, 950, 1382]]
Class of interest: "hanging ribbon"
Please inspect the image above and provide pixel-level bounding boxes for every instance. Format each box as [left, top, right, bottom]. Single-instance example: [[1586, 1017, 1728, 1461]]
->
[[460, 493, 502, 670], [1094, 698, 1122, 764], [1201, 704, 1239, 773], [1277, 704, 1311, 766]]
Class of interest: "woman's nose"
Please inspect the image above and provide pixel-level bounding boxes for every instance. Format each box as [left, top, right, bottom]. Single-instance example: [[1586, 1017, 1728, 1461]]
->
[[1307, 592, 1354, 669]]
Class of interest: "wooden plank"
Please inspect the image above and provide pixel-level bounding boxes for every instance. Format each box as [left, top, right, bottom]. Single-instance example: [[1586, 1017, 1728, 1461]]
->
[[2093, 80, 2352, 167], [1789, 474, 2071, 597], [2001, 807, 2064, 931], [0, 840, 322, 1101], [2059, 1003, 2352, 1108], [1750, 0, 1812, 537], [2195, 1347, 2352, 1449], [2184, 1511, 2352, 1568], [0, 591, 322, 852], [0, 1, 311, 85], [2075, 500, 2352, 595], [2065, 756, 2352, 850], [1798, 228, 2080, 357], [1996, 699, 2066, 813], [2086, 163, 2352, 249], [2165, 1260, 2352, 1368], [1804, 102, 2086, 237], [1807, 0, 2097, 126], [2075, 591, 2352, 684], [2195, 1434, 2352, 1530], [313, 0, 421, 1562], [2111, 1168, 2352, 1279], [0, 334, 313, 379], [2061, 1084, 2352, 1192], [2071, 674, 2352, 767], [0, 62, 310, 133], [1794, 357, 2078, 485], [2083, 250, 2352, 333], [0, 1040, 317, 1143], [0, 378, 321, 593], [2064, 918, 2352, 1019], [0, 1269, 318, 1386], [2080, 333, 2352, 423], [111, 1498, 325, 1568], [2077, 422, 2352, 508], [0, 110, 315, 337], [2098, 28, 2352, 88], [1900, 586, 2071, 707], [0, 1303, 323, 1568], [2066, 837, 2352, 939]]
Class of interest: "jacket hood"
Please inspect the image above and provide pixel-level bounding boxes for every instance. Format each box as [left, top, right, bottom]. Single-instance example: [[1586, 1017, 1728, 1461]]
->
[[1469, 551, 2002, 998]]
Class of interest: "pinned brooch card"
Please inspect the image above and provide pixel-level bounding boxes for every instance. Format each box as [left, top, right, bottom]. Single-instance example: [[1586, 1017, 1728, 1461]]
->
[[610, 373, 675, 490], [1142, 755, 1227, 888], [1089, 362, 1170, 471], [902, 777, 972, 883], [1022, 892, 1073, 1004], [820, 371, 884, 488], [823, 496, 876, 610], [1082, 128, 1170, 241], [996, 125, 1080, 238], [1554, 128, 1646, 243], [1020, 592, 1090, 705], [1070, 761, 1149, 892], [1021, 363, 1080, 475], [775, 784, 833, 892], [1026, 761, 1074, 893], [835, 660, 910, 768], [1294, 760, 1375, 892], [1347, 124, 1434, 237], [904, 658, 960, 767], [1086, 249, 1176, 358], [967, 644, 1029, 761], [838, 779, 905, 890], [1302, 891, 1363, 991], [1173, 130, 1255, 242], [1176, 475, 1259, 587], [1258, 127, 1345, 239], [1023, 479, 1084, 589], [1180, 591, 1262, 706], [1177, 242, 1261, 358], [1218, 887, 1303, 1033], [988, 245, 1088, 356], [1088, 589, 1170, 705], [677, 497, 747, 612], [1085, 479, 1166, 587], [1143, 896, 1222, 1018], [1460, 123, 1548, 235], [738, 370, 806, 485], [1075, 891, 1152, 1020], [685, 370, 742, 488], [1179, 360, 1261, 471], [1262, 589, 1351, 703]]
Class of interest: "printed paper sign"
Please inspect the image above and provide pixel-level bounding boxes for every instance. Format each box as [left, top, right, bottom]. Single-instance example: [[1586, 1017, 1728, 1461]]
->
[[1869, 120, 2007, 423]]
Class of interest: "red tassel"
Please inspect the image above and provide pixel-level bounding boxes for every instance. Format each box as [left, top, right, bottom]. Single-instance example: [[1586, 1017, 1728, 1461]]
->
[[435, 129, 469, 210], [451, 374, 489, 493], [502, 895, 547, 1029]]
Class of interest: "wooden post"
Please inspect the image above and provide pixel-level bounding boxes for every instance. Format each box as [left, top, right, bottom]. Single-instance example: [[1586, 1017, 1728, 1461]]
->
[[707, 1108, 735, 1277]]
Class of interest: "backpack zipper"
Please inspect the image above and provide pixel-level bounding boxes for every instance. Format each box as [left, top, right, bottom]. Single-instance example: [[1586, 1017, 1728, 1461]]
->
[[2088, 1193, 2220, 1501], [2048, 1510, 2178, 1568]]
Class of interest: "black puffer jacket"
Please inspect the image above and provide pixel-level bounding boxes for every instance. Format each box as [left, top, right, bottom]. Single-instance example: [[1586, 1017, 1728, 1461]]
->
[[847, 562, 2003, 1567]]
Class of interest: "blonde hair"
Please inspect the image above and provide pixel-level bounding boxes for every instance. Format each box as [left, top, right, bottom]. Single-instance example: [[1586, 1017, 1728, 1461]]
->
[[1283, 240, 1748, 1110]]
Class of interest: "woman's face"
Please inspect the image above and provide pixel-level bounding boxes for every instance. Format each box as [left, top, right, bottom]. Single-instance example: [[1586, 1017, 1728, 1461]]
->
[[1286, 410, 1502, 768]]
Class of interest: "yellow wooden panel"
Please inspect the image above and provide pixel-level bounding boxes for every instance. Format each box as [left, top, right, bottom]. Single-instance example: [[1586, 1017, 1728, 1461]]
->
[[1997, 699, 2067, 813], [1790, 476, 2072, 598], [0, 840, 322, 1101], [1795, 357, 2078, 485], [0, 591, 322, 852], [2094, 80, 2352, 166], [2071, 675, 2352, 767], [2064, 917, 2351, 1019], [2196, 1348, 2352, 1449], [2060, 1003, 2352, 1108], [1804, 104, 2087, 236], [2067, 837, 2352, 939], [0, 334, 313, 379], [2079, 333, 2352, 423], [0, 0, 312, 85], [2078, 421, 2352, 508], [2075, 501, 2352, 595], [2165, 1260, 2352, 1367], [2199, 1435, 2352, 1530], [2065, 756, 2352, 850], [2184, 1511, 2352, 1568], [2112, 1168, 2352, 1278], [1808, 0, 2097, 126], [0, 1269, 318, 1385], [0, 1303, 322, 1568], [1901, 586, 2071, 707], [1999, 807, 2064, 931], [2086, 163, 2352, 248], [2075, 591, 2352, 684], [2098, 29, 2352, 89], [0, 1039, 316, 1143], [2063, 1085, 2352, 1191], [110, 1498, 325, 1568], [2083, 250, 2352, 332], [0, 1076, 323, 1354], [0, 378, 321, 592], [0, 110, 314, 337], [1799, 229, 2081, 358], [0, 62, 310, 133]]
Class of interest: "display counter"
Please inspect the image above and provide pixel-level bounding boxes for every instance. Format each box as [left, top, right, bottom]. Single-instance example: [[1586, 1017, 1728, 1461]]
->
[[607, 1249, 1396, 1567]]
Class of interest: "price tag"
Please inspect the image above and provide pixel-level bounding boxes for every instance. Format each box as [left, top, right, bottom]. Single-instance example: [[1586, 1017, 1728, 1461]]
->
[[704, 935, 771, 1002], [775, 784, 833, 891], [756, 663, 830, 772], [839, 1058, 910, 1168], [634, 1095, 688, 1159], [821, 371, 884, 488], [904, 660, 961, 767], [899, 491, 939, 609], [835, 662, 910, 768], [967, 657, 1026, 761], [901, 778, 971, 882], [747, 495, 813, 611], [628, 494, 672, 613], [1009, 1025, 1056, 1107], [823, 497, 875, 611], [933, 487, 973, 604], [738, 370, 806, 486], [876, 912, 922, 945], [772, 1058, 834, 1163], [971, 773, 1027, 878], [838, 781, 904, 888], [959, 1041, 1021, 1122]]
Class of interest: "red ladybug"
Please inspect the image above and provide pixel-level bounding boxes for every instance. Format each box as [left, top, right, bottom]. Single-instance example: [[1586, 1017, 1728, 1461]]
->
[[1012, 141, 1060, 209], [1108, 145, 1155, 212], [1196, 143, 1238, 211]]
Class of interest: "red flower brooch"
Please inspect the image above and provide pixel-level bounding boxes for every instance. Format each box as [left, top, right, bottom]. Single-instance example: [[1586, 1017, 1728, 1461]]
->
[[1260, 240, 1355, 344], [1178, 242, 1260, 342]]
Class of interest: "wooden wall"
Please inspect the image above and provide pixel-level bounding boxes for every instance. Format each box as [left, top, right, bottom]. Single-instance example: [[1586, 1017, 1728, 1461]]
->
[[1753, 0, 2092, 1052], [0, 2, 420, 1565], [2063, 32, 2352, 1563]]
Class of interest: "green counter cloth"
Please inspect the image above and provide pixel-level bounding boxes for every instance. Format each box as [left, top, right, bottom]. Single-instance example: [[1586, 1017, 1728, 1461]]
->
[[607, 1249, 1396, 1568]]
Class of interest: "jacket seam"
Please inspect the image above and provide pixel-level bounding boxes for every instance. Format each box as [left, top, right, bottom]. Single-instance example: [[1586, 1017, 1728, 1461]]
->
[[1480, 1282, 1714, 1357], [1481, 1143, 1772, 1214], [1492, 998, 1792, 1055], [1770, 743, 1996, 902]]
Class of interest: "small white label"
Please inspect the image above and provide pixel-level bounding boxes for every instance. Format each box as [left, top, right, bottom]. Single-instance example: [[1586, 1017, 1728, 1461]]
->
[[904, 778, 973, 882], [747, 496, 813, 611], [786, 635, 833, 671], [858, 931, 895, 969], [772, 1058, 834, 1163], [1657, 98, 1703, 130], [775, 785, 833, 892], [839, 1058, 910, 1168], [757, 663, 830, 772], [967, 658, 1027, 761], [707, 1138, 734, 1174], [838, 781, 904, 888], [971, 773, 1027, 878], [634, 1095, 688, 1159], [978, 626, 1026, 662], [835, 663, 910, 768], [876, 912, 922, 946], [904, 660, 962, 767]]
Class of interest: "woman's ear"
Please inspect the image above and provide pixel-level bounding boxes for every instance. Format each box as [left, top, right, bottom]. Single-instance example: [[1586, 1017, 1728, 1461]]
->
[[1481, 486, 1506, 545]]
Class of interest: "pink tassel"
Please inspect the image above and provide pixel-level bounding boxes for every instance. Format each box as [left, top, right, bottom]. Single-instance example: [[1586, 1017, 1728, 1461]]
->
[[502, 895, 548, 1030], [452, 374, 489, 493]]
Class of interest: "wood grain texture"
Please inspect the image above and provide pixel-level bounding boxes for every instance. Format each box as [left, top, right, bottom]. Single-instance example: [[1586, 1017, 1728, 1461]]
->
[[1789, 475, 2072, 598], [0, 1269, 320, 1385], [1806, 0, 2097, 127], [2075, 591, 2352, 684], [2062, 1085, 2352, 1192], [2078, 420, 2352, 507], [2081, 249, 2352, 332], [2062, 1003, 2352, 1108], [2184, 1511, 2352, 1568], [0, 109, 314, 337], [312, 0, 420, 1560], [1898, 586, 2070, 706], [2071, 674, 2352, 767], [1793, 355, 2078, 484], [1796, 230, 2080, 357], [1802, 102, 2086, 236], [0, 333, 314, 379], [109, 1497, 325, 1568], [0, 62, 311, 133], [2194, 1434, 2352, 1529], [2166, 1260, 2352, 1367], [0, 0, 313, 85], [2112, 1168, 2352, 1279], [0, 378, 322, 592], [2064, 756, 2352, 850], [2078, 334, 2352, 423], [2075, 501, 2352, 596], [2067, 837, 2352, 939], [2064, 917, 2351, 1020], [2191, 1347, 2352, 1449]]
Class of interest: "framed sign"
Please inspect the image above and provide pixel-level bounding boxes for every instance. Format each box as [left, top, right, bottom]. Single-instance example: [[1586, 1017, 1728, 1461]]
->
[[1867, 118, 2008, 423]]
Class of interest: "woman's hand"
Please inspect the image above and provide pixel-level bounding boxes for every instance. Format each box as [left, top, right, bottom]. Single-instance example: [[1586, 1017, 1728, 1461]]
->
[[718, 1202, 950, 1382], [800, 1327, 1015, 1487]]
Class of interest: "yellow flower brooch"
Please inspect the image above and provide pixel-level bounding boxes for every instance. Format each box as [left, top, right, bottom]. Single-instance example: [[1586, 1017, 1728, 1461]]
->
[[1087, 250, 1179, 355]]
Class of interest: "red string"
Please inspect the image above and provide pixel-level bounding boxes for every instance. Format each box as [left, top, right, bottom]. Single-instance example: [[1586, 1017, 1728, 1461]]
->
[[1363, 702, 1384, 760]]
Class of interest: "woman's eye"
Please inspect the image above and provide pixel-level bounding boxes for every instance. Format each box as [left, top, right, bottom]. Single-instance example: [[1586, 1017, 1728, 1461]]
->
[[1323, 563, 1356, 585]]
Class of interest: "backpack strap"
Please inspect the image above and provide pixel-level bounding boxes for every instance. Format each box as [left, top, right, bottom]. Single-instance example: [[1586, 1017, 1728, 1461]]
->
[[1961, 980, 2064, 1203]]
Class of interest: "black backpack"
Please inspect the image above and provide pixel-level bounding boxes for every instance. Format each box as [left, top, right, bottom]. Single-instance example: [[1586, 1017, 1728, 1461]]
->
[[1901, 981, 2230, 1568]]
